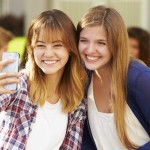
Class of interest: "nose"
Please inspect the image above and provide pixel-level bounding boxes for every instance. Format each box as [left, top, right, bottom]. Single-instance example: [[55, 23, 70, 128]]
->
[[86, 43, 95, 54], [44, 45, 54, 56]]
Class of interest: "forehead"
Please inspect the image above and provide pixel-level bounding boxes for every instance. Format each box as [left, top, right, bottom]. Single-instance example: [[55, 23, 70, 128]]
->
[[129, 38, 138, 43], [80, 25, 107, 40], [37, 28, 63, 42]]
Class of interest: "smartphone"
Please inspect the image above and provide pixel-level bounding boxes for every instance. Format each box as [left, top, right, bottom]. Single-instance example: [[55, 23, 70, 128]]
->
[[2, 52, 20, 90]]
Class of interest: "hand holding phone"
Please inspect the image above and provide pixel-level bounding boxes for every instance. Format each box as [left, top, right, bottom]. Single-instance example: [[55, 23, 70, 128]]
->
[[1, 52, 20, 90]]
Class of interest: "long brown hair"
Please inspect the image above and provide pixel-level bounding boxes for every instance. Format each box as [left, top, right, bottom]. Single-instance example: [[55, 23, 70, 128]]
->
[[26, 9, 87, 112], [77, 5, 137, 149]]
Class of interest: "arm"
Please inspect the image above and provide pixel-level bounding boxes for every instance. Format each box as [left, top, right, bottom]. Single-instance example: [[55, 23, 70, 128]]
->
[[0, 59, 20, 111], [60, 98, 87, 150], [135, 71, 150, 149]]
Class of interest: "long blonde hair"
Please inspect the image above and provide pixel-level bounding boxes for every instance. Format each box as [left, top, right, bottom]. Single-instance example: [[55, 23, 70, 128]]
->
[[77, 5, 137, 149], [26, 9, 87, 112]]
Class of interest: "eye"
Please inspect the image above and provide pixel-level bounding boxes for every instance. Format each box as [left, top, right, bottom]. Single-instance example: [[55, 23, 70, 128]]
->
[[79, 39, 88, 43], [37, 44, 45, 47], [54, 44, 62, 47], [97, 41, 106, 46], [35, 43, 45, 48], [53, 42, 63, 48]]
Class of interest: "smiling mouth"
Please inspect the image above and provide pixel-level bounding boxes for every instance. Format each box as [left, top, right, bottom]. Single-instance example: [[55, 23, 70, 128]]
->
[[43, 60, 58, 64], [86, 55, 100, 62]]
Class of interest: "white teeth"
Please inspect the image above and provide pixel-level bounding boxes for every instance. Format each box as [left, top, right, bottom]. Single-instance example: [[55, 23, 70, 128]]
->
[[86, 56, 99, 60], [44, 60, 57, 64]]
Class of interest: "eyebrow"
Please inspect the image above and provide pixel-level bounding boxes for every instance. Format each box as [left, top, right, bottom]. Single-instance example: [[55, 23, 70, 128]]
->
[[36, 40, 63, 43], [53, 40, 63, 43], [80, 37, 107, 42], [96, 39, 107, 42], [36, 40, 45, 43]]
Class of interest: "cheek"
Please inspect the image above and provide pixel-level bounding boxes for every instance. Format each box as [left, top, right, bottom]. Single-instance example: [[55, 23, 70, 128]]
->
[[33, 54, 39, 65], [33, 49, 42, 58], [61, 51, 70, 61], [64, 53, 69, 59], [33, 52, 38, 62], [130, 49, 139, 58], [103, 49, 112, 61], [33, 50, 42, 64], [78, 44, 85, 54]]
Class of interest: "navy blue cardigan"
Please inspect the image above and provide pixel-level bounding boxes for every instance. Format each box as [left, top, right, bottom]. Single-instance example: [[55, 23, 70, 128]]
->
[[81, 60, 150, 150]]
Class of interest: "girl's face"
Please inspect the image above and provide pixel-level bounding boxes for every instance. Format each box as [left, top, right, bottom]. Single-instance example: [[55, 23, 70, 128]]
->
[[78, 25, 112, 71], [33, 29, 70, 76], [129, 37, 139, 58]]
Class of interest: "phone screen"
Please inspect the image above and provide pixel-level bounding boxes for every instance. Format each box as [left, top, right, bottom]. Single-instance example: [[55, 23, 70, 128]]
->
[[2, 52, 20, 90]]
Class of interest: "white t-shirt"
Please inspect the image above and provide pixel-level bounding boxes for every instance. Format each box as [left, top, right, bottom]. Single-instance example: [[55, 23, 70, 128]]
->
[[88, 77, 150, 150], [26, 100, 68, 150]]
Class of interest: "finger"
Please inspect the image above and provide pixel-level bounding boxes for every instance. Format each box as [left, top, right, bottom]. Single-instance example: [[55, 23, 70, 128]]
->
[[0, 72, 20, 80], [0, 59, 14, 65], [0, 77, 20, 86], [0, 88, 14, 94], [0, 59, 14, 71]]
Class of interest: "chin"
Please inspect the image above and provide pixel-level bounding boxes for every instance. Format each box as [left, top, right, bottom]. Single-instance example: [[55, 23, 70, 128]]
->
[[85, 65, 98, 71], [41, 69, 56, 75]]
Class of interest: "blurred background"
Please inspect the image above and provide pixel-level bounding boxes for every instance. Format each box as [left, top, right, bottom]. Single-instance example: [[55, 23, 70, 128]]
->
[[0, 0, 149, 62]]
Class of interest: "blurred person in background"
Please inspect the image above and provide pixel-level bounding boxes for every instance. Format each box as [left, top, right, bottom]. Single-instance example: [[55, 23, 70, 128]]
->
[[0, 27, 14, 60], [128, 27, 150, 67]]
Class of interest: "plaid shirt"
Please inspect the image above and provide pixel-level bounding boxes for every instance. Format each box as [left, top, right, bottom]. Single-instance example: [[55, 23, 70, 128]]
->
[[0, 72, 87, 150]]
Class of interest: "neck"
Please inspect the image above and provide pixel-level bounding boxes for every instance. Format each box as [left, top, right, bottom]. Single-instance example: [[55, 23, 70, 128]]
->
[[93, 65, 112, 113], [95, 65, 112, 84], [45, 73, 63, 104]]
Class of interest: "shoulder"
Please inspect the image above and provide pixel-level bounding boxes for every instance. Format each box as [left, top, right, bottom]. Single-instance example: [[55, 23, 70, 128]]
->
[[128, 59, 150, 74], [128, 60, 150, 85]]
